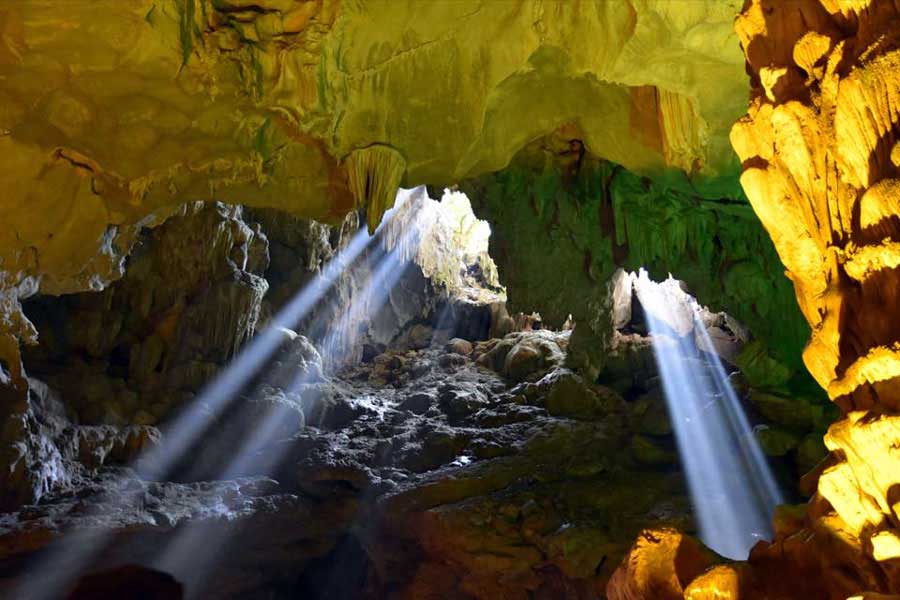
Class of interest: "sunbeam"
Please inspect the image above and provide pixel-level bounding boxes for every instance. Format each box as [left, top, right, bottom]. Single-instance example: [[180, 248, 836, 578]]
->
[[135, 225, 374, 481], [11, 225, 375, 600], [141, 191, 428, 599], [633, 269, 783, 559]]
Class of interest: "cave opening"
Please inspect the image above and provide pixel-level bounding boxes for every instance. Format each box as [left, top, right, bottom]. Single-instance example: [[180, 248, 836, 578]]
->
[[8, 186, 532, 599]]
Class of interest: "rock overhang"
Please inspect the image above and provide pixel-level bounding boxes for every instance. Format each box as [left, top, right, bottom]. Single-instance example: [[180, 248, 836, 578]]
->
[[0, 0, 751, 383]]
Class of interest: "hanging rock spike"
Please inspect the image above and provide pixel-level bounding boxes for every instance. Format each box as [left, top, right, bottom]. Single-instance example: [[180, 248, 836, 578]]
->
[[344, 145, 407, 233]]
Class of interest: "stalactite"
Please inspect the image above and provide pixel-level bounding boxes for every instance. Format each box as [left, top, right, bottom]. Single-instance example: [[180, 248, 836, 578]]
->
[[344, 145, 407, 233]]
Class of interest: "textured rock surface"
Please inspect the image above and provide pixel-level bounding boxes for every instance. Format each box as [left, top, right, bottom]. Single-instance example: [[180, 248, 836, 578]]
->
[[606, 528, 717, 600], [0, 378, 159, 511], [0, 246, 801, 600], [0, 473, 349, 599], [21, 202, 270, 426], [1, 274, 805, 599], [611, 1, 900, 597], [0, 0, 750, 377], [0, 338, 692, 598], [735, 0, 900, 594], [730, 0, 900, 410], [462, 150, 810, 381]]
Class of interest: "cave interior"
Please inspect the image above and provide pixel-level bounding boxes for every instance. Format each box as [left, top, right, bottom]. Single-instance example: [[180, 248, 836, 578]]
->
[[2, 1, 900, 599]]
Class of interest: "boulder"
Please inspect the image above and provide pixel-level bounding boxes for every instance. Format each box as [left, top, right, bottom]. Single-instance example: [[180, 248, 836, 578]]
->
[[67, 565, 183, 600], [682, 565, 742, 599], [438, 386, 490, 424], [606, 528, 717, 600], [601, 333, 657, 396], [753, 425, 801, 457], [446, 338, 473, 356], [476, 330, 567, 382], [401, 392, 435, 415], [258, 329, 324, 390], [406, 324, 433, 350], [503, 342, 544, 382], [749, 390, 823, 430], [538, 369, 624, 420], [437, 353, 467, 370], [629, 389, 672, 436], [630, 435, 677, 466]]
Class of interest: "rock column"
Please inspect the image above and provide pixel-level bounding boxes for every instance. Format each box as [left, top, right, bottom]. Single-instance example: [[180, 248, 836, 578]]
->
[[730, 0, 900, 592]]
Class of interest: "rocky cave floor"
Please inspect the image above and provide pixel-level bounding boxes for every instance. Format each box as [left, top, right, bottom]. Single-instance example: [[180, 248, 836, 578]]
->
[[0, 325, 695, 599], [0, 203, 835, 599], [0, 321, 832, 599]]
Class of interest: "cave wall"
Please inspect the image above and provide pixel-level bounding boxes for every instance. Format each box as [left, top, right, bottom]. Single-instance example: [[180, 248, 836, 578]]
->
[[21, 202, 273, 428], [6, 200, 457, 508], [609, 1, 900, 597], [463, 138, 810, 384], [8, 2, 900, 593], [18, 202, 443, 429], [728, 0, 900, 594]]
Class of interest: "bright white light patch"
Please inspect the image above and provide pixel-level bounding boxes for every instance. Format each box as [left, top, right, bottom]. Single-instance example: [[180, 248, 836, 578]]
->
[[633, 268, 783, 559], [872, 531, 900, 561]]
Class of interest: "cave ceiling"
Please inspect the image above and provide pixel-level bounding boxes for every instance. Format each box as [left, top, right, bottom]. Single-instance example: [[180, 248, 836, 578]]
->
[[0, 0, 747, 316]]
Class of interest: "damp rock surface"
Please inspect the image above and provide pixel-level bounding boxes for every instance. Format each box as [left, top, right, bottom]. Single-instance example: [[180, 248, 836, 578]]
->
[[0, 339, 693, 599], [0, 197, 827, 598]]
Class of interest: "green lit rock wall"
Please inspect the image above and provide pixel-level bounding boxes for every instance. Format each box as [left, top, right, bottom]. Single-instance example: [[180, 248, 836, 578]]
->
[[464, 159, 808, 374], [610, 169, 808, 369]]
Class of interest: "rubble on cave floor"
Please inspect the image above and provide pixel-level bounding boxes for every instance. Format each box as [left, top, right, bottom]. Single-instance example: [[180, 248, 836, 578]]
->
[[0, 193, 834, 599], [0, 328, 695, 598], [0, 275, 833, 599]]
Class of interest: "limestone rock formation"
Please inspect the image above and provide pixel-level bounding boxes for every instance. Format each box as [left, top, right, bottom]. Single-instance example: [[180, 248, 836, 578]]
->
[[732, 0, 900, 592], [0, 243, 814, 600], [0, 0, 750, 378], [9, 0, 900, 597], [0, 334, 694, 598], [609, 1, 900, 597], [462, 151, 809, 381], [606, 528, 717, 600], [0, 377, 159, 511], [22, 202, 269, 426]]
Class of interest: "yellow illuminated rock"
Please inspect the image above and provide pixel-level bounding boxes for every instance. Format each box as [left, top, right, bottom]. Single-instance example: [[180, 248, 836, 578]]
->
[[683, 565, 741, 600], [728, 0, 900, 596], [605, 528, 716, 600], [0, 0, 748, 381], [615, 1, 900, 597], [820, 412, 900, 535], [871, 532, 900, 562], [732, 0, 900, 407]]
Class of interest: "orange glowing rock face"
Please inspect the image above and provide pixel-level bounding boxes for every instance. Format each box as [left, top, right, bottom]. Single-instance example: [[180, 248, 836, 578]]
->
[[724, 0, 900, 597], [732, 0, 900, 410], [682, 565, 741, 600], [606, 528, 717, 600], [608, 1, 900, 598]]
